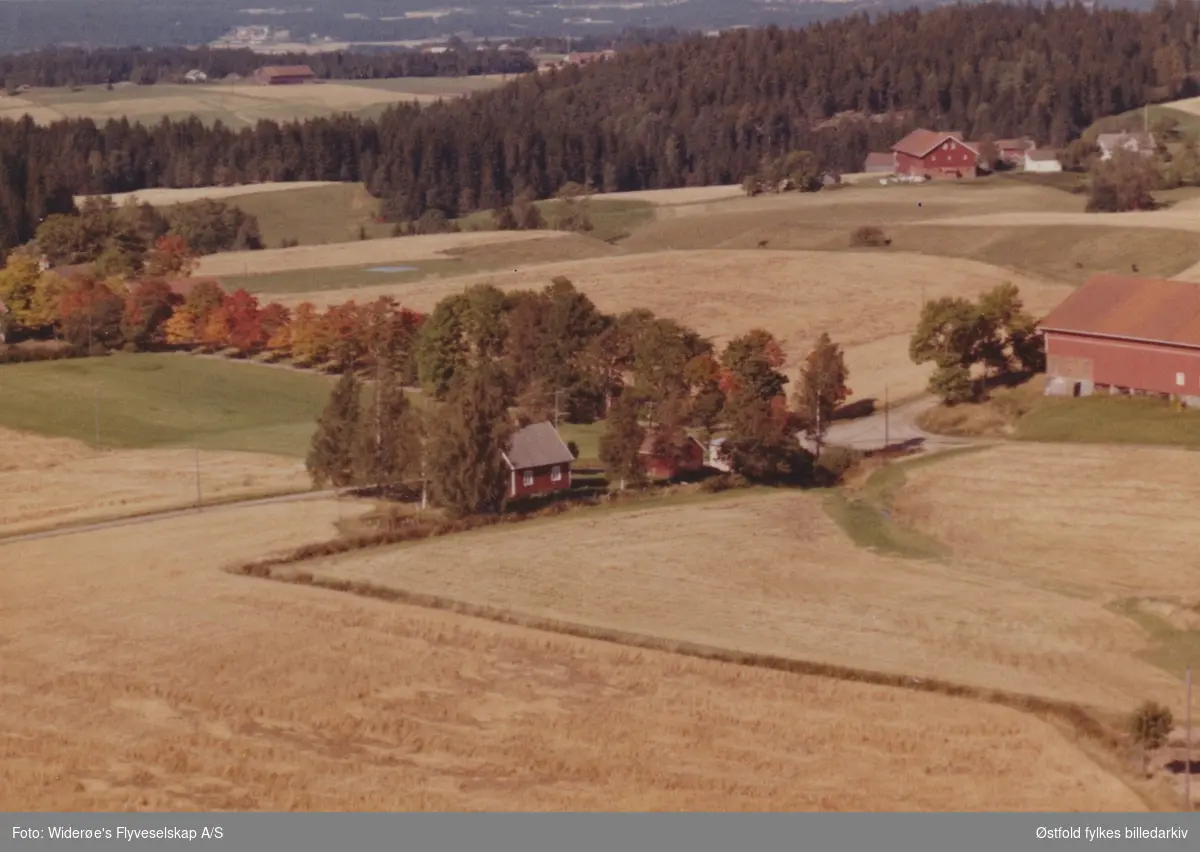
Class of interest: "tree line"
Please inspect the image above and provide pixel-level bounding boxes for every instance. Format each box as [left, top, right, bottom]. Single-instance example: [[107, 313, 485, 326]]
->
[[308, 276, 854, 517], [4, 3, 1200, 249], [0, 45, 535, 89]]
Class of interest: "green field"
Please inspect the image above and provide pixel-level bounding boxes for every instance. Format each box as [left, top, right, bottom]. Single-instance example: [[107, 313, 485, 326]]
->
[[456, 198, 655, 244], [222, 258, 474, 296], [203, 183, 392, 248], [0, 354, 334, 457]]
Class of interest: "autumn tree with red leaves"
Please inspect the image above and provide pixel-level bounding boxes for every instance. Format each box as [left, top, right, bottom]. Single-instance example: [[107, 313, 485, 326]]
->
[[59, 278, 125, 352], [144, 234, 198, 279], [121, 278, 177, 350]]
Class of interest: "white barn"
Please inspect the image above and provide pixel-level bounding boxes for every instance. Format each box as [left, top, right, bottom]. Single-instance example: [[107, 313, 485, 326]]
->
[[1023, 148, 1062, 173]]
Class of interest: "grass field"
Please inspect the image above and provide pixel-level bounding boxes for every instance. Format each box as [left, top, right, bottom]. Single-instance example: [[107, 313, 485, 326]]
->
[[73, 181, 341, 209], [290, 488, 1181, 715], [194, 230, 570, 277], [0, 354, 332, 457], [269, 249, 1073, 406], [0, 76, 508, 128], [0, 498, 1152, 811], [0, 427, 310, 536], [457, 198, 655, 244]]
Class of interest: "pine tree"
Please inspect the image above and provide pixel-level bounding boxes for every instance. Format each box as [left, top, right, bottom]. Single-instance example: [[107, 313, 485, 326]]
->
[[599, 393, 646, 491], [306, 371, 363, 489], [353, 366, 421, 495], [426, 362, 514, 516]]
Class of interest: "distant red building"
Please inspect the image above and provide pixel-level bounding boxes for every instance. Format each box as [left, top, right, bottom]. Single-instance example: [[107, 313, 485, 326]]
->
[[638, 433, 706, 480], [995, 137, 1035, 165], [891, 129, 980, 180], [254, 65, 316, 85], [1040, 274, 1200, 404], [502, 421, 575, 499]]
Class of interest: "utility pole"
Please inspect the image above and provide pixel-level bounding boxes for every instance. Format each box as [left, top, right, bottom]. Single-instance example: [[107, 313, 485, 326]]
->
[[194, 447, 202, 509], [1188, 663, 1194, 811], [93, 384, 101, 449], [553, 389, 564, 429], [884, 385, 889, 451]]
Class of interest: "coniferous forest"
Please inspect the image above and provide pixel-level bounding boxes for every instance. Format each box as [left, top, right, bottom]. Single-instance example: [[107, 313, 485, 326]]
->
[[3, 2, 1200, 257]]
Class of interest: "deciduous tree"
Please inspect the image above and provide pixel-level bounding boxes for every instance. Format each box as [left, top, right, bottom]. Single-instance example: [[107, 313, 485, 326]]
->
[[599, 392, 646, 491], [794, 332, 851, 458]]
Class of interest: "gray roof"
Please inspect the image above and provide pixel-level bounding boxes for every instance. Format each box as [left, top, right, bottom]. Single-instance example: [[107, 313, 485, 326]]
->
[[503, 421, 574, 470], [1026, 148, 1060, 162]]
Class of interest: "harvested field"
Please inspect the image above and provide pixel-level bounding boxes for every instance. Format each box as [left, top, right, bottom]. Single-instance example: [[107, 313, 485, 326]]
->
[[597, 185, 745, 205], [294, 490, 1179, 714], [0, 427, 309, 537], [893, 443, 1200, 605], [269, 249, 1072, 404], [73, 182, 340, 209], [0, 500, 1148, 811], [195, 230, 569, 276], [913, 209, 1200, 233]]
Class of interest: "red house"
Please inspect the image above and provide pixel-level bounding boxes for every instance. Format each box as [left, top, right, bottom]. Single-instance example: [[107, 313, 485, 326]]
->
[[502, 421, 575, 499], [1039, 274, 1200, 404], [638, 433, 707, 480], [891, 129, 980, 180]]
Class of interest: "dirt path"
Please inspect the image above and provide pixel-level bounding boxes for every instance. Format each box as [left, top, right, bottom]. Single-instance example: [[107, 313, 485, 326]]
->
[[811, 396, 980, 455]]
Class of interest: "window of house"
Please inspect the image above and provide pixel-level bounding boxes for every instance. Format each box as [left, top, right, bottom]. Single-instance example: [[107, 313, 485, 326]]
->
[[1178, 372, 1186, 387], [523, 470, 534, 487], [551, 466, 562, 482]]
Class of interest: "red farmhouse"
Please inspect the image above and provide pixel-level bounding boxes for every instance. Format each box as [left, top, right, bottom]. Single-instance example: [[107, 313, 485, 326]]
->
[[890, 129, 980, 180], [502, 421, 575, 499], [1039, 274, 1200, 404], [254, 65, 316, 85], [638, 433, 706, 480]]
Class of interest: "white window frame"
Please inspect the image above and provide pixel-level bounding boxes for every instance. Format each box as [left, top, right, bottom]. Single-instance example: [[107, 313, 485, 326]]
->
[[1177, 372, 1186, 387], [550, 465, 562, 483], [523, 470, 534, 487]]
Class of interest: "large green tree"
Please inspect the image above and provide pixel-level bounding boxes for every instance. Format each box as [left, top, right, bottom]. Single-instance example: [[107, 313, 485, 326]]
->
[[794, 332, 851, 458], [354, 366, 422, 495], [599, 392, 646, 491], [426, 362, 515, 516], [306, 370, 364, 489]]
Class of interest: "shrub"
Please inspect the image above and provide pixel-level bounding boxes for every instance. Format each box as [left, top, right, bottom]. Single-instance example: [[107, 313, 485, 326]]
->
[[851, 225, 891, 247], [815, 446, 864, 484], [0, 343, 85, 364], [1129, 700, 1174, 773], [699, 472, 750, 493], [567, 440, 580, 459]]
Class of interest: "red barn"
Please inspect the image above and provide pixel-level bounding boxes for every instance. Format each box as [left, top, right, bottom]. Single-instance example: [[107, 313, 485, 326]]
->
[[1039, 274, 1200, 404], [890, 129, 979, 180], [254, 65, 315, 85], [502, 421, 575, 499], [638, 433, 706, 480]]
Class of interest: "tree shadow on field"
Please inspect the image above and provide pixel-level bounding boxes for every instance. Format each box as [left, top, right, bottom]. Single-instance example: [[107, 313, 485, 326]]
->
[[832, 397, 877, 422]]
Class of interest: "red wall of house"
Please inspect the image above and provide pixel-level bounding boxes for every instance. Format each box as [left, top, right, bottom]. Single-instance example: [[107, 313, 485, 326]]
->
[[1046, 332, 1200, 396], [509, 463, 572, 498], [895, 139, 978, 179], [640, 441, 706, 480]]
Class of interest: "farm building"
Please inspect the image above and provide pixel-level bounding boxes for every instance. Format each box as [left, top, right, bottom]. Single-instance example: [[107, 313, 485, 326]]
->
[[862, 152, 894, 173], [184, 69, 208, 83], [1023, 149, 1062, 173], [996, 137, 1035, 165], [253, 65, 316, 85], [1097, 131, 1156, 161], [1039, 274, 1200, 404], [502, 421, 575, 499], [707, 437, 731, 472], [638, 433, 707, 480], [890, 129, 980, 180]]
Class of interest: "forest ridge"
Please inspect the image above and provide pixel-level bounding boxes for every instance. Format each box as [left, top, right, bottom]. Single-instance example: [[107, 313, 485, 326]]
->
[[2, 2, 1200, 255]]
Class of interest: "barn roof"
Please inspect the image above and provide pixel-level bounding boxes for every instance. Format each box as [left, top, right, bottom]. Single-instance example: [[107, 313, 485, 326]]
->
[[1039, 275, 1200, 349], [503, 421, 574, 471], [890, 128, 979, 158], [258, 64, 315, 77], [638, 432, 705, 455]]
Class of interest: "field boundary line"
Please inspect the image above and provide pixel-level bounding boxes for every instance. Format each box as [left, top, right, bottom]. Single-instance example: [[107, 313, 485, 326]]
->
[[225, 557, 1168, 811]]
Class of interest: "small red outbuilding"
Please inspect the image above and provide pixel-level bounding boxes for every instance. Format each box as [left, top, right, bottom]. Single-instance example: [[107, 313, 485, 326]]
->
[[1039, 274, 1200, 403], [502, 421, 575, 500], [637, 433, 707, 480]]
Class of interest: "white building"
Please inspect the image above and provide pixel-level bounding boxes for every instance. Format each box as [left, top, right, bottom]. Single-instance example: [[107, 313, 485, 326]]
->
[[1096, 131, 1156, 161], [1023, 148, 1062, 173], [184, 69, 208, 83]]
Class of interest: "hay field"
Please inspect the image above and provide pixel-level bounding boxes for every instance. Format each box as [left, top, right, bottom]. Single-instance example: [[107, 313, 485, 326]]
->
[[269, 249, 1073, 405], [893, 443, 1200, 604], [913, 209, 1200, 233], [195, 230, 569, 276], [5, 80, 458, 129], [0, 427, 309, 537], [0, 500, 1147, 811], [296, 490, 1179, 714], [74, 182, 340, 209]]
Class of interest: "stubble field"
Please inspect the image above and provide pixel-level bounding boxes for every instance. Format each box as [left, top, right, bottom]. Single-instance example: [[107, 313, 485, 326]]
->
[[0, 499, 1149, 811], [269, 249, 1073, 405]]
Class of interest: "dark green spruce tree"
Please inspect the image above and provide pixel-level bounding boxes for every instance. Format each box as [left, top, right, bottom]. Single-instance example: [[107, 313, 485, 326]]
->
[[426, 361, 515, 517], [306, 370, 363, 489], [353, 366, 422, 495]]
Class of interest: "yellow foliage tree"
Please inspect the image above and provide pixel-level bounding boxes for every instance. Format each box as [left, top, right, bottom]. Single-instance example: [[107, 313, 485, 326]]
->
[[162, 307, 198, 345], [0, 253, 43, 328], [27, 271, 73, 330], [199, 305, 232, 349]]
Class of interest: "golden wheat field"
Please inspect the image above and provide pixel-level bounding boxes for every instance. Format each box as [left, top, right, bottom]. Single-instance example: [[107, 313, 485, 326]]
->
[[294, 490, 1179, 715], [0, 499, 1150, 810], [271, 250, 1073, 405], [0, 428, 310, 536], [75, 182, 342, 208], [893, 443, 1200, 601], [194, 230, 569, 276]]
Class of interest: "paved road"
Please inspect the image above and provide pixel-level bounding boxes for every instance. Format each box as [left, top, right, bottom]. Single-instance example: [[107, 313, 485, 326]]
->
[[803, 395, 980, 455], [0, 488, 342, 547]]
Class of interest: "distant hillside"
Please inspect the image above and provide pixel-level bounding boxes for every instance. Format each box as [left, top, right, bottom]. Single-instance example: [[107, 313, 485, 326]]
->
[[2, 2, 1200, 256]]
